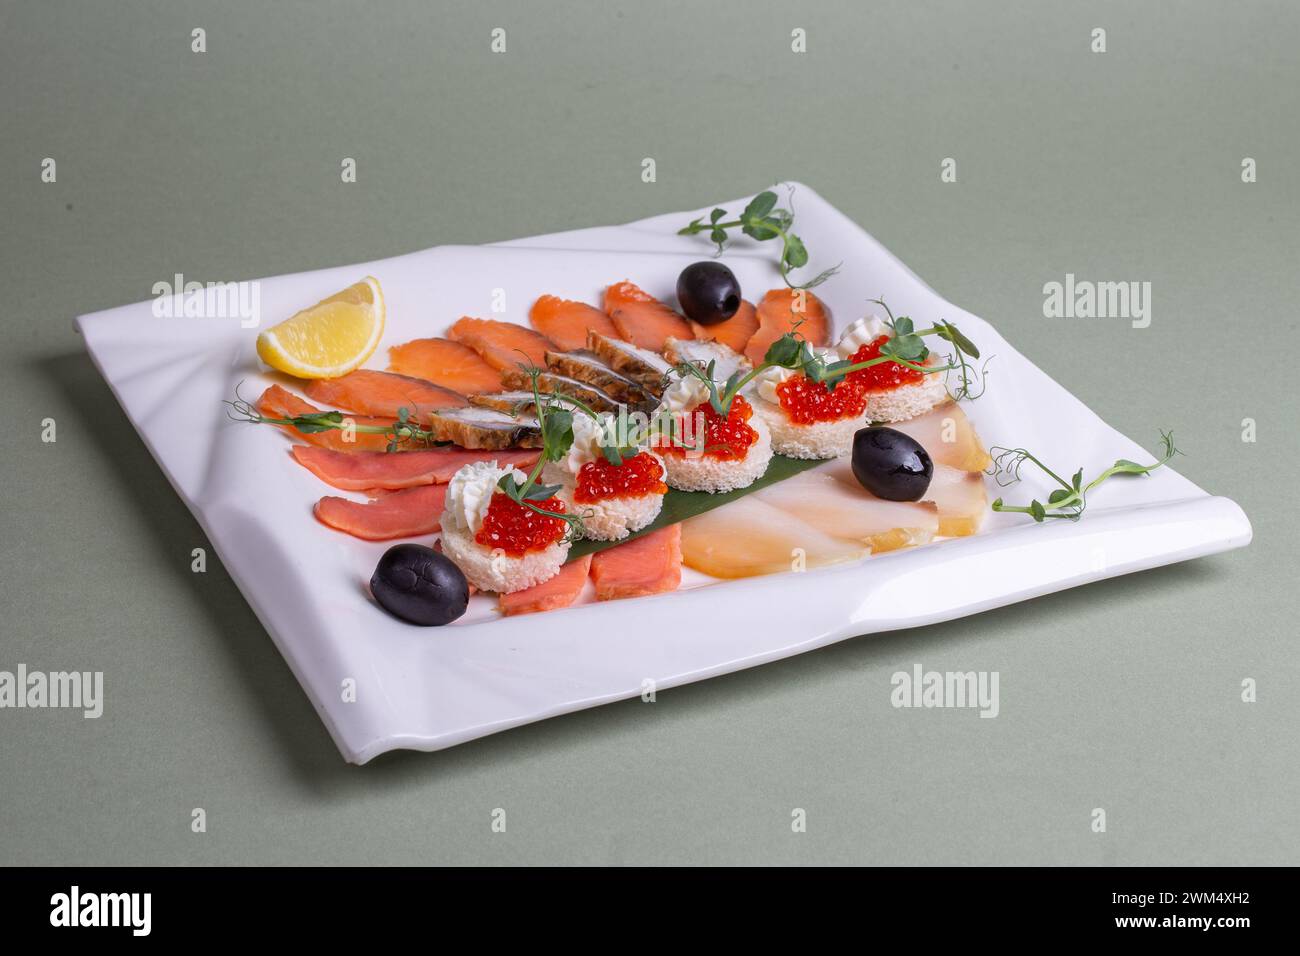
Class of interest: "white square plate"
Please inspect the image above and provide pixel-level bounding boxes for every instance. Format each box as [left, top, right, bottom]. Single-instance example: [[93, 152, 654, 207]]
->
[[76, 184, 1251, 763]]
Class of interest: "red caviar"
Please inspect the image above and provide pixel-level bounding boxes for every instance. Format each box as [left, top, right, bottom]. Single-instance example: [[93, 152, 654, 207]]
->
[[845, 335, 925, 392], [659, 393, 760, 461], [575, 451, 667, 503], [776, 374, 869, 424], [775, 336, 926, 423], [475, 492, 567, 557]]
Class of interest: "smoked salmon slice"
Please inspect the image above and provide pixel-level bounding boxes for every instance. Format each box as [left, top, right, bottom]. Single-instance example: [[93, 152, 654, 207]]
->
[[690, 299, 759, 355], [387, 337, 504, 395], [304, 369, 465, 420], [498, 554, 593, 616], [589, 524, 682, 601], [603, 281, 694, 351], [290, 445, 541, 491], [529, 296, 619, 351], [447, 317, 554, 372], [256, 385, 395, 453], [745, 288, 830, 365], [314, 484, 448, 540]]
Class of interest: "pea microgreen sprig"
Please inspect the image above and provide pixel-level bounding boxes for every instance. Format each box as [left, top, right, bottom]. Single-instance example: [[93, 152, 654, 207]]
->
[[669, 298, 986, 418], [513, 388, 648, 468], [865, 298, 989, 403], [494, 366, 588, 541], [224, 385, 447, 452], [988, 431, 1180, 521], [678, 186, 840, 290]]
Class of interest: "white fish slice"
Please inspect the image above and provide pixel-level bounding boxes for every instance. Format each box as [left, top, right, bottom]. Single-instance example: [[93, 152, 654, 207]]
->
[[680, 495, 869, 579], [756, 460, 939, 552], [663, 337, 751, 386], [923, 464, 988, 536], [887, 402, 991, 472]]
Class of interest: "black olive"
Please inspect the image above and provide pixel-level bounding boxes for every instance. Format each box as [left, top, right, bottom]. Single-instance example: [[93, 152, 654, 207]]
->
[[676, 261, 742, 326], [369, 543, 469, 626], [851, 427, 933, 501]]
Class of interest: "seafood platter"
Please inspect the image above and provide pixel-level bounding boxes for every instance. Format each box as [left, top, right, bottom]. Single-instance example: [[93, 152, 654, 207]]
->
[[76, 185, 1250, 761]]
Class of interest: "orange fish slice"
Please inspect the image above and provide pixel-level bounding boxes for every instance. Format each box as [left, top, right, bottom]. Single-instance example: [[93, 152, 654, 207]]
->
[[304, 369, 464, 421], [689, 298, 759, 355], [498, 554, 593, 616], [589, 524, 682, 601], [290, 445, 541, 491], [314, 484, 448, 540], [447, 317, 554, 372], [256, 385, 396, 453], [529, 296, 620, 351], [603, 281, 694, 351], [388, 337, 503, 395], [746, 288, 830, 365]]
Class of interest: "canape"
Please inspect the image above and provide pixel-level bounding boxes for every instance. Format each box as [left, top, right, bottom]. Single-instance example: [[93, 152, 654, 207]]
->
[[752, 353, 865, 460], [542, 412, 668, 541], [837, 316, 948, 423], [752, 316, 949, 459], [652, 375, 773, 493], [439, 460, 571, 594]]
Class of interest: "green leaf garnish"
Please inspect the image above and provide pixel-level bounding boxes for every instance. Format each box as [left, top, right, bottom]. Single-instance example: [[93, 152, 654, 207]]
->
[[678, 185, 840, 290], [935, 321, 980, 360], [988, 431, 1180, 521], [762, 333, 804, 368], [879, 330, 928, 363], [782, 233, 809, 269], [867, 298, 990, 402], [542, 408, 574, 460], [284, 410, 346, 434], [667, 296, 988, 420], [223, 385, 453, 449], [523, 481, 564, 501], [742, 192, 777, 220], [492, 365, 587, 540], [742, 217, 780, 242]]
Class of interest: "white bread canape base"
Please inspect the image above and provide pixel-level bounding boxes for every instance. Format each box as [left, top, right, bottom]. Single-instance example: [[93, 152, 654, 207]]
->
[[660, 411, 773, 493], [438, 523, 570, 594]]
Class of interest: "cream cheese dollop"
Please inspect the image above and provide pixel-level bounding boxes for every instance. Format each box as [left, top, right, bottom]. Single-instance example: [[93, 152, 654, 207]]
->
[[836, 315, 891, 358], [754, 347, 838, 403], [558, 412, 616, 477], [657, 374, 712, 416], [754, 365, 796, 404], [443, 460, 527, 535]]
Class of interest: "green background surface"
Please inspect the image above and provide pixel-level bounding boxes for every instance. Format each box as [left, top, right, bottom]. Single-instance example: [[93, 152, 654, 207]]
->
[[1, 0, 1296, 865]]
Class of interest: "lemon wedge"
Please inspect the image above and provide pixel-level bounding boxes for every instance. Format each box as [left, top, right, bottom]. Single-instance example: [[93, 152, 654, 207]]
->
[[256, 276, 385, 379]]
